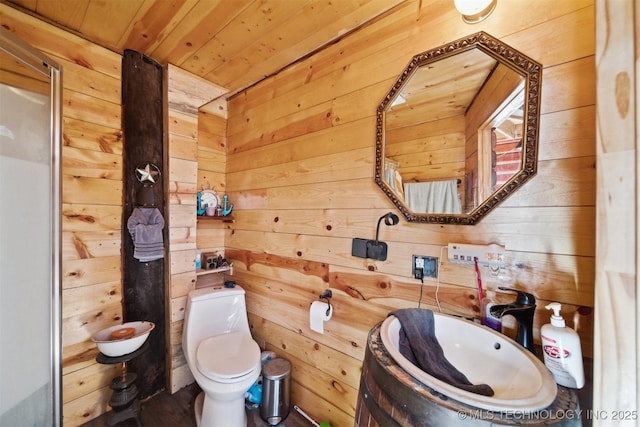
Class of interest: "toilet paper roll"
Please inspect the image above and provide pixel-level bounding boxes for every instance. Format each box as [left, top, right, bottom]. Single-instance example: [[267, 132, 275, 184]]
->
[[309, 301, 333, 334]]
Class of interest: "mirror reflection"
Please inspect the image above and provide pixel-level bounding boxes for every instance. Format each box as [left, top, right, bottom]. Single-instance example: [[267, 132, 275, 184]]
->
[[375, 32, 542, 225]]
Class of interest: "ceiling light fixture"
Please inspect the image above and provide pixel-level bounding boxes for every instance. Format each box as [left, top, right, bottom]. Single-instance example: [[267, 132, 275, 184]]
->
[[454, 0, 497, 24]]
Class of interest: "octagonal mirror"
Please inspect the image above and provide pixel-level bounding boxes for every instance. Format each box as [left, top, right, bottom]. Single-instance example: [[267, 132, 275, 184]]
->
[[375, 32, 542, 224]]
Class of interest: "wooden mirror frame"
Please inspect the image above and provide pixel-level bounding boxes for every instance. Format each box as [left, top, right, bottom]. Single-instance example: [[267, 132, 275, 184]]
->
[[375, 31, 542, 225]]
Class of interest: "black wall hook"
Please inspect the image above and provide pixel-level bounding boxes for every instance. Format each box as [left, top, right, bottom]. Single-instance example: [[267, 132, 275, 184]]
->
[[319, 289, 332, 316]]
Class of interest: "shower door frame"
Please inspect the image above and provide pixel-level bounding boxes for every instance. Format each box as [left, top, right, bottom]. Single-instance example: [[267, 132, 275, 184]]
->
[[0, 28, 62, 426]]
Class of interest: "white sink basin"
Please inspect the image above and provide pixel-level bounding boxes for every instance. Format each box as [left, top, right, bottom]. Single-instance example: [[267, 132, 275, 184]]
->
[[380, 313, 557, 412], [91, 321, 155, 357]]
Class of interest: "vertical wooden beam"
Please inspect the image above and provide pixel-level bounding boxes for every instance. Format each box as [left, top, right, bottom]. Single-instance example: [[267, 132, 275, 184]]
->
[[594, 0, 638, 423], [122, 49, 166, 399]]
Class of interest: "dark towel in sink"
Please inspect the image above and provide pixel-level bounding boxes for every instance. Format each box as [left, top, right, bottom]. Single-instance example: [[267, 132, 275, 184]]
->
[[390, 308, 494, 396]]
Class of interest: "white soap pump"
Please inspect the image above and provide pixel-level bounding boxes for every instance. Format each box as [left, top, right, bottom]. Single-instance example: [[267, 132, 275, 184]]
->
[[541, 302, 585, 389]]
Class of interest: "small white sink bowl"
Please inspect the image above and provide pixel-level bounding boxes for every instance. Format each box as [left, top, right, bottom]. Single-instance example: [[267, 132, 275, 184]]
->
[[380, 313, 557, 412], [91, 321, 154, 357]]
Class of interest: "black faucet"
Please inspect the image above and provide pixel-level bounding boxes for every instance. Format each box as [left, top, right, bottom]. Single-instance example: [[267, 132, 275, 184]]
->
[[490, 287, 536, 354]]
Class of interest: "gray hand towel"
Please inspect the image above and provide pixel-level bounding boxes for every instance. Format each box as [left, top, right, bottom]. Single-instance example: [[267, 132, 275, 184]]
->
[[127, 207, 165, 262], [390, 308, 494, 396]]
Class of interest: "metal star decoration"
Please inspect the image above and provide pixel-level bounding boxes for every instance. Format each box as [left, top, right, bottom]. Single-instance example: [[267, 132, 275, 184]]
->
[[136, 163, 160, 183]]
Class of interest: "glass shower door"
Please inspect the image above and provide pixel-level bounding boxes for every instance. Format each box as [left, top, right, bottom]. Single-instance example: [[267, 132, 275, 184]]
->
[[0, 30, 62, 426]]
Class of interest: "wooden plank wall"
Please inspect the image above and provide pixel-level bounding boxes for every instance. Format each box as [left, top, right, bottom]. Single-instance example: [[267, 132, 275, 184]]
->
[[0, 5, 126, 425], [0, 7, 232, 422], [165, 65, 227, 394], [225, 0, 596, 425], [593, 0, 638, 424]]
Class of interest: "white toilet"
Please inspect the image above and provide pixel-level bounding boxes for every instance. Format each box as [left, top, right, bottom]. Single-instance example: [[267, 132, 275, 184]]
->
[[182, 285, 261, 427]]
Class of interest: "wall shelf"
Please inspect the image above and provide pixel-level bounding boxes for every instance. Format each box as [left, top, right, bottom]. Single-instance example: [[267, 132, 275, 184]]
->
[[197, 215, 234, 223], [196, 265, 233, 276]]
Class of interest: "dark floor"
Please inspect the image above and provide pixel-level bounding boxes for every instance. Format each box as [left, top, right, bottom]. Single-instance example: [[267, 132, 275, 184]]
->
[[81, 383, 312, 427], [81, 363, 593, 427]]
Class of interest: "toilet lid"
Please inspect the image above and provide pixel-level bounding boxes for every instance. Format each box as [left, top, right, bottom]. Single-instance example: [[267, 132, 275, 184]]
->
[[196, 332, 260, 381]]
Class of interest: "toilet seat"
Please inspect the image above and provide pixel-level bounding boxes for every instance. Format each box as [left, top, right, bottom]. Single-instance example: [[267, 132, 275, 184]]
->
[[196, 332, 260, 383]]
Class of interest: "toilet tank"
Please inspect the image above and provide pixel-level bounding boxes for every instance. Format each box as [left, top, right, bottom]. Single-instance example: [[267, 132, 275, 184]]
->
[[184, 285, 251, 346]]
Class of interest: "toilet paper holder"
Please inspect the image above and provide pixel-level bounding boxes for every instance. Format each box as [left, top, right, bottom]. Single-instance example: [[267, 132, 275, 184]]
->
[[319, 290, 332, 316]]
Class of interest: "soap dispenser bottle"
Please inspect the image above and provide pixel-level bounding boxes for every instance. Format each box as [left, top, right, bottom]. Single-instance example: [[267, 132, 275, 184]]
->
[[541, 302, 585, 389]]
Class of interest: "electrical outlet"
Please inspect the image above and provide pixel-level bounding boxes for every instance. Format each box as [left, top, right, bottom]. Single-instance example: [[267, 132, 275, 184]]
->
[[413, 255, 438, 279]]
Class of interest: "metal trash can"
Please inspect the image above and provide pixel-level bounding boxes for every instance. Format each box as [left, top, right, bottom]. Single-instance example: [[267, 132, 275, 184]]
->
[[260, 358, 291, 425]]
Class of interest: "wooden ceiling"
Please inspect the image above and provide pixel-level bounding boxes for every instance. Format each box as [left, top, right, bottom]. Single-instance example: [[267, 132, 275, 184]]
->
[[5, 0, 405, 97]]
